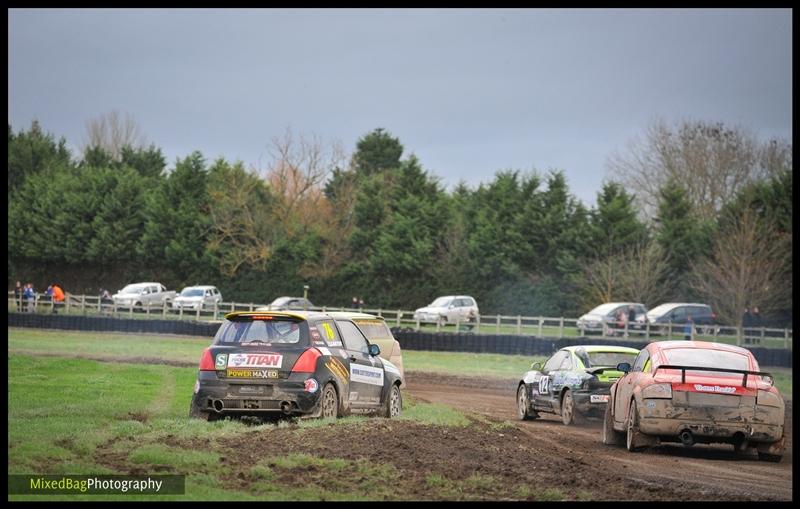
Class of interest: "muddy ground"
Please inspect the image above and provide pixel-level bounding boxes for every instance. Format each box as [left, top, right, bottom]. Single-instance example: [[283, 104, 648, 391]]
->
[[91, 369, 791, 501]]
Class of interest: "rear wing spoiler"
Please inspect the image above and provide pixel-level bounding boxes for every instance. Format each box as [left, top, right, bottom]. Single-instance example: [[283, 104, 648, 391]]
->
[[654, 364, 774, 387], [585, 367, 619, 375]]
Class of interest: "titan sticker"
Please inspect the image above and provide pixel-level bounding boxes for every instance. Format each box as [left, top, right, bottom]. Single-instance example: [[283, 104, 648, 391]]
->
[[227, 353, 283, 368]]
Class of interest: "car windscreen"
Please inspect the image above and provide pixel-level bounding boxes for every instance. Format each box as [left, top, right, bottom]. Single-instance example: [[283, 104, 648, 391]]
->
[[181, 288, 204, 297], [353, 319, 393, 341], [430, 297, 452, 307], [587, 303, 619, 316], [120, 284, 145, 294], [662, 348, 750, 372], [214, 317, 308, 346], [583, 351, 637, 368]]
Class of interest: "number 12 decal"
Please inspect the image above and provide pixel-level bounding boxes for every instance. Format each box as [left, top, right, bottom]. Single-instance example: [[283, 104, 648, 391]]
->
[[539, 375, 550, 395]]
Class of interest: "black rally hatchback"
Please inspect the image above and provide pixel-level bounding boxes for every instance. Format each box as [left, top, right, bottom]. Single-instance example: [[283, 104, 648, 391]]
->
[[190, 311, 404, 421]]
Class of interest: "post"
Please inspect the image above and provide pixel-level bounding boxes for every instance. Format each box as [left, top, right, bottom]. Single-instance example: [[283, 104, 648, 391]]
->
[[736, 325, 742, 346], [784, 329, 789, 350], [129, 304, 133, 319], [760, 327, 765, 345], [249, 303, 254, 311], [66, 295, 71, 314], [516, 315, 521, 335], [645, 321, 650, 342], [538, 317, 543, 337], [667, 322, 672, 341], [230, 302, 234, 313], [559, 317, 564, 338], [602, 321, 608, 339], [396, 310, 401, 328], [196, 304, 201, 321], [322, 306, 327, 312], [213, 302, 218, 321], [179, 306, 183, 319], [81, 295, 86, 315], [163, 300, 167, 318], [436, 318, 441, 332], [455, 316, 460, 333], [415, 317, 420, 331], [476, 314, 481, 333], [623, 320, 629, 339], [378, 308, 382, 318], [496, 315, 500, 334]]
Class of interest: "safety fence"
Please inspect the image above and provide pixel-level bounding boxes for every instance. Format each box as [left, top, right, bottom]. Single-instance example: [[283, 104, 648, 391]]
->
[[7, 312, 792, 368], [7, 291, 793, 349]]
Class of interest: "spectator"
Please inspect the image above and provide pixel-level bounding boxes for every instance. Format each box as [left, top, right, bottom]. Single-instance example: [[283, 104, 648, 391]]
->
[[44, 284, 53, 304], [742, 306, 753, 344], [751, 306, 763, 345], [351, 296, 358, 309], [23, 283, 35, 312], [684, 315, 695, 341], [52, 283, 65, 314], [14, 281, 22, 311], [358, 297, 364, 311]]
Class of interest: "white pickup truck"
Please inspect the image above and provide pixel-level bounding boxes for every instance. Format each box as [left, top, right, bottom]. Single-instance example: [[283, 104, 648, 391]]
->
[[112, 282, 176, 310]]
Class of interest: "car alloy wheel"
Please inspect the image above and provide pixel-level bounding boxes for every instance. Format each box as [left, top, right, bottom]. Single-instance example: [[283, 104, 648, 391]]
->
[[388, 385, 402, 418], [517, 385, 529, 420], [561, 390, 575, 425], [321, 384, 339, 419], [626, 402, 644, 452]]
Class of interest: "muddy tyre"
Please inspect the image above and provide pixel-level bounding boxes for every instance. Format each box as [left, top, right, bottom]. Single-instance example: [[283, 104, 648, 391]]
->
[[561, 389, 582, 425], [625, 401, 647, 452], [757, 452, 783, 463], [516, 384, 538, 421], [602, 401, 624, 446], [320, 383, 340, 419], [382, 384, 402, 418], [189, 397, 219, 422]]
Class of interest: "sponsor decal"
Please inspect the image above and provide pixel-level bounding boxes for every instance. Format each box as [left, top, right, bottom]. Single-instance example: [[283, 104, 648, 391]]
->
[[215, 354, 228, 370], [304, 378, 319, 393], [310, 327, 322, 341], [313, 341, 327, 346], [326, 357, 349, 382], [349, 391, 359, 402], [317, 347, 332, 356], [590, 394, 609, 403], [327, 341, 343, 347], [228, 353, 283, 368], [538, 375, 550, 395], [226, 369, 276, 378], [693, 384, 737, 394], [350, 364, 384, 386], [646, 401, 656, 408]]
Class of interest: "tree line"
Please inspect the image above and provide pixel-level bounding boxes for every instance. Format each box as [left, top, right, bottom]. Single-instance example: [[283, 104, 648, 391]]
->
[[7, 118, 792, 326]]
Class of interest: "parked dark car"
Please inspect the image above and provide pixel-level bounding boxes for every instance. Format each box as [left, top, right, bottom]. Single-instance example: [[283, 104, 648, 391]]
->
[[260, 297, 315, 311], [643, 303, 718, 335]]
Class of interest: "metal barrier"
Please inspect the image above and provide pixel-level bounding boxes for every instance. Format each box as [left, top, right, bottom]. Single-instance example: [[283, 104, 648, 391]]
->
[[7, 291, 793, 349]]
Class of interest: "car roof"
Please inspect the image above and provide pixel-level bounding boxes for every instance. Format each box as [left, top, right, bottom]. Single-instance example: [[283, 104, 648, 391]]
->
[[563, 345, 640, 354], [650, 303, 711, 310], [327, 311, 386, 321], [224, 310, 329, 321], [648, 340, 753, 356], [182, 285, 216, 289]]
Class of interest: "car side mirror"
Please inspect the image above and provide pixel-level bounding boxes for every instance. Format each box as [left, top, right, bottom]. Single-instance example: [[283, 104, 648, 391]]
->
[[368, 344, 380, 357], [530, 362, 542, 371], [616, 362, 631, 373]]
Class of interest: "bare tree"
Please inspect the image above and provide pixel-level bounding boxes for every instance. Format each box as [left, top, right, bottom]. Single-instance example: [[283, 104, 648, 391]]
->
[[262, 127, 348, 236], [690, 207, 792, 327], [607, 118, 790, 221], [579, 239, 670, 309], [83, 110, 148, 160]]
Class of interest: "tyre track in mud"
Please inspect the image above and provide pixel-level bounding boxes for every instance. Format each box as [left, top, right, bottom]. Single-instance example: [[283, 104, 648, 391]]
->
[[405, 372, 792, 501]]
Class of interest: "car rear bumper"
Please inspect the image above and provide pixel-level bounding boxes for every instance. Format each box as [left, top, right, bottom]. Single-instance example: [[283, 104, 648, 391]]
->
[[638, 399, 784, 445], [572, 390, 612, 416], [194, 375, 321, 416]]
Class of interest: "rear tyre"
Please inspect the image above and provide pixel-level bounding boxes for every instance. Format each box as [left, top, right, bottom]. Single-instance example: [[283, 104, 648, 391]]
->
[[189, 397, 220, 422], [517, 384, 538, 421], [561, 389, 582, 425], [625, 402, 646, 452], [320, 383, 340, 419], [382, 384, 402, 418], [757, 452, 783, 463], [602, 401, 625, 446]]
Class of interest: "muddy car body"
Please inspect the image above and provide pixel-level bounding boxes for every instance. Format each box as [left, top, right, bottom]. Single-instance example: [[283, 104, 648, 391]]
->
[[603, 340, 785, 462], [190, 311, 403, 421], [516, 345, 640, 425]]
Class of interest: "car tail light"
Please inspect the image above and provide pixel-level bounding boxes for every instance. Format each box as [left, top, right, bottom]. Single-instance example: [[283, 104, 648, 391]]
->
[[291, 348, 321, 373], [642, 383, 672, 399], [199, 348, 215, 371]]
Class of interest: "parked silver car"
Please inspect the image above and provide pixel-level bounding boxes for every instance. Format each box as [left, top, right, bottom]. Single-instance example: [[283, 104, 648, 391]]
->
[[172, 285, 223, 311], [576, 302, 647, 335], [413, 295, 479, 327], [112, 282, 176, 310], [259, 296, 315, 311]]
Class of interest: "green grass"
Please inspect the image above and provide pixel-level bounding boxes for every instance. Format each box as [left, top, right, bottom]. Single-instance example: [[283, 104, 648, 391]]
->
[[7, 354, 476, 500], [403, 350, 548, 379]]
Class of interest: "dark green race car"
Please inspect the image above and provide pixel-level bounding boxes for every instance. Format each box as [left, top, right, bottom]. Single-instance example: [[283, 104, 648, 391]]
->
[[516, 345, 640, 425]]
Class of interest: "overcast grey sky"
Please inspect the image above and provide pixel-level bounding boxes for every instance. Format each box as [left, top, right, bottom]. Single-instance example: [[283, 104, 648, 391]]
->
[[8, 8, 792, 206]]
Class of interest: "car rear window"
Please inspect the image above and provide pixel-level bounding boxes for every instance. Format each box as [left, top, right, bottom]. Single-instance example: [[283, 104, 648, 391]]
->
[[353, 319, 393, 341], [583, 351, 638, 368], [662, 348, 750, 371], [214, 316, 308, 346]]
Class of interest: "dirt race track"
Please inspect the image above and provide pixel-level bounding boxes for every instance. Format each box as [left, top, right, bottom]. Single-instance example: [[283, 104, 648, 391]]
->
[[405, 371, 793, 501]]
